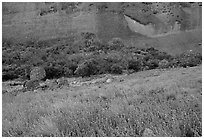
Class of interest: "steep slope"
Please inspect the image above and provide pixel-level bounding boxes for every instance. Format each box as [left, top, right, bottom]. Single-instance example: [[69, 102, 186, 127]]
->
[[2, 2, 144, 43], [123, 2, 202, 36]]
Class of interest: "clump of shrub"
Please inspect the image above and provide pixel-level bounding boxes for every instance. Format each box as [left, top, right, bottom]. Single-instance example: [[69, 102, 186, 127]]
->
[[74, 59, 98, 77], [104, 51, 122, 63], [86, 39, 106, 52], [44, 66, 65, 79], [2, 64, 20, 81], [127, 58, 142, 72], [158, 59, 169, 69], [176, 51, 202, 68], [146, 59, 159, 70], [107, 38, 124, 50], [110, 64, 123, 74], [63, 68, 74, 77]]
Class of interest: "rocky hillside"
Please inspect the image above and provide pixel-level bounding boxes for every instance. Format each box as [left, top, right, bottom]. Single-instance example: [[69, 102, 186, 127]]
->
[[3, 2, 201, 38], [2, 2, 202, 54]]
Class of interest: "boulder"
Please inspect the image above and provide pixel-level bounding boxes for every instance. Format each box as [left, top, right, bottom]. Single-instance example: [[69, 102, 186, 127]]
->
[[106, 78, 112, 83], [30, 67, 46, 81]]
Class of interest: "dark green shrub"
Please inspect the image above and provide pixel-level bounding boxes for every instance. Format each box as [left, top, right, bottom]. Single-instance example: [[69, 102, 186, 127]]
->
[[110, 64, 123, 74], [64, 68, 73, 77], [168, 58, 180, 68], [13, 65, 31, 80], [128, 58, 141, 71], [68, 53, 87, 65], [158, 59, 169, 69], [145, 47, 158, 54], [19, 48, 46, 67], [86, 39, 106, 52], [74, 32, 97, 51], [2, 71, 19, 81], [67, 63, 78, 74], [44, 66, 64, 79], [74, 59, 98, 77], [92, 56, 111, 74], [81, 32, 96, 40], [2, 50, 21, 65], [107, 38, 124, 50], [104, 51, 122, 63], [144, 47, 173, 61], [156, 52, 172, 60], [177, 51, 202, 68], [46, 45, 66, 55], [146, 59, 159, 69], [2, 64, 19, 81], [74, 62, 90, 77], [143, 53, 153, 62]]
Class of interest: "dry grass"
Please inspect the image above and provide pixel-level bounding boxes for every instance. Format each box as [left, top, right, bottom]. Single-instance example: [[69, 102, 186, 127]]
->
[[2, 65, 202, 137]]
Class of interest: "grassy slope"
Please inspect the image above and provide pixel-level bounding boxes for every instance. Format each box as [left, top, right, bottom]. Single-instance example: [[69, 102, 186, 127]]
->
[[2, 65, 202, 137], [2, 11, 97, 42]]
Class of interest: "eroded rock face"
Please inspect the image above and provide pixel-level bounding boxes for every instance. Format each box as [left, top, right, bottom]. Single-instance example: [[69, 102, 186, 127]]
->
[[124, 5, 202, 37]]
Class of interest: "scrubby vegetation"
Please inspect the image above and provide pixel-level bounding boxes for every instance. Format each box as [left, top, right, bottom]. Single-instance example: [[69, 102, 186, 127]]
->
[[2, 32, 202, 81]]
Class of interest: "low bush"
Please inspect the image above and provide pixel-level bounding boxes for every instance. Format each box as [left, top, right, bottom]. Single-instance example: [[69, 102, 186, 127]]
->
[[86, 39, 106, 52], [63, 68, 74, 77], [176, 51, 202, 68], [74, 59, 98, 77], [2, 64, 19, 81], [146, 59, 159, 70], [110, 64, 123, 74], [107, 38, 124, 50], [158, 59, 169, 69], [127, 58, 141, 72], [104, 51, 122, 63], [44, 66, 64, 79], [2, 71, 19, 81]]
